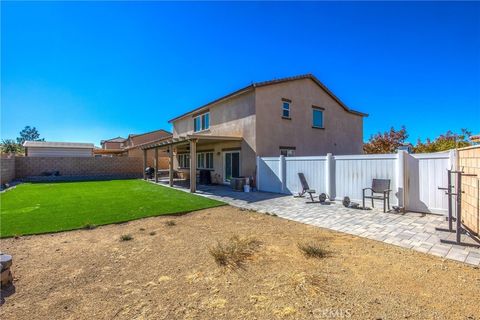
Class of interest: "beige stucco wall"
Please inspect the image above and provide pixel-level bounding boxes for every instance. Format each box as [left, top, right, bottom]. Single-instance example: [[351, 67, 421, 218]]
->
[[170, 78, 364, 179], [254, 78, 364, 156], [172, 91, 257, 179], [173, 91, 256, 150]]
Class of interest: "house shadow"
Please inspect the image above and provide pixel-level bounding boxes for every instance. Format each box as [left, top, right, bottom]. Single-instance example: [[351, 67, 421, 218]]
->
[[196, 184, 288, 204], [157, 179, 288, 204], [0, 284, 16, 305]]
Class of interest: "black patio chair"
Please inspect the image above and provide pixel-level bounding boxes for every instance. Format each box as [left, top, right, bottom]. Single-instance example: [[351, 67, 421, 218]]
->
[[362, 179, 391, 213], [297, 173, 317, 203]]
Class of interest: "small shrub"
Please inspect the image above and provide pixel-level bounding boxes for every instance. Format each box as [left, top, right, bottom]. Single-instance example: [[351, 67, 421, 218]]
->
[[149, 231, 156, 236], [165, 220, 176, 227], [298, 242, 328, 259], [83, 223, 97, 230], [120, 234, 133, 241], [209, 235, 261, 269], [139, 228, 146, 231]]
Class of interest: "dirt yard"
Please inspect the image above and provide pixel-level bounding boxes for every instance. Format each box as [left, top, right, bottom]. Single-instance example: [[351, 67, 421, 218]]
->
[[1, 206, 479, 319]]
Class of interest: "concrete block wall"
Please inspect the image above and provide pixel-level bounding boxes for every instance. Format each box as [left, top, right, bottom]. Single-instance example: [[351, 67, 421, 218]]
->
[[1, 156, 16, 184], [458, 146, 480, 235], [15, 156, 144, 179]]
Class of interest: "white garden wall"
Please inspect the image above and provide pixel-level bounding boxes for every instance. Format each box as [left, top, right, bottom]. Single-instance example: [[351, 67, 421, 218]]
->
[[257, 150, 454, 215]]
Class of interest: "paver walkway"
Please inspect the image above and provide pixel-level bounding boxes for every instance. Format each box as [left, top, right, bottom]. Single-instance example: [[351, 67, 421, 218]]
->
[[157, 181, 480, 266]]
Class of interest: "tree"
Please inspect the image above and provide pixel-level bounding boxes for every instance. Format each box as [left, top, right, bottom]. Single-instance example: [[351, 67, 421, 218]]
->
[[363, 126, 409, 154], [1, 139, 22, 154], [413, 129, 472, 153], [16, 126, 44, 145]]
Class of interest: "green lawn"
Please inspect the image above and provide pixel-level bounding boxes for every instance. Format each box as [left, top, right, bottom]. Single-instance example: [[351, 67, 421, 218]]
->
[[0, 179, 224, 238]]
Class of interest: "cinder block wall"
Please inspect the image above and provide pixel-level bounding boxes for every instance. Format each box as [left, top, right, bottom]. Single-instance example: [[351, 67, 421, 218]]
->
[[15, 156, 144, 179], [1, 156, 16, 184], [458, 146, 480, 235]]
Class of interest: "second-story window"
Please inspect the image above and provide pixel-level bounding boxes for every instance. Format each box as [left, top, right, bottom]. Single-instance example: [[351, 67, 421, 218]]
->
[[282, 100, 291, 119], [194, 112, 210, 132], [312, 107, 324, 128]]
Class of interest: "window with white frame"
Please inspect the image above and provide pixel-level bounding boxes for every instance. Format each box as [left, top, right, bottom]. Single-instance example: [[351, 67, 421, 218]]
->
[[193, 112, 210, 132], [197, 152, 214, 169], [312, 107, 324, 128], [282, 100, 291, 118], [178, 154, 190, 168], [280, 147, 296, 157]]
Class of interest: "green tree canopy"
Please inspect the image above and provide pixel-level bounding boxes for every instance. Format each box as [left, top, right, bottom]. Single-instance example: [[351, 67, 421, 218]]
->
[[1, 139, 22, 154], [413, 129, 472, 153], [363, 127, 473, 154], [363, 126, 409, 154], [16, 126, 44, 145]]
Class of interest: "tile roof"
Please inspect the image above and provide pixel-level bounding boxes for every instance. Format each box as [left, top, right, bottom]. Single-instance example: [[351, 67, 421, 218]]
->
[[103, 137, 126, 143], [168, 73, 368, 123]]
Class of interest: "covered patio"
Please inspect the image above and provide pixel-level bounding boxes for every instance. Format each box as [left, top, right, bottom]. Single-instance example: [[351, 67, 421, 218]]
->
[[140, 134, 243, 193]]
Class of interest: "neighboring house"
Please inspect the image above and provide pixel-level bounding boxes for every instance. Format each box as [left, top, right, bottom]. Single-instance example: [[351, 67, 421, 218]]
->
[[141, 74, 367, 191], [23, 141, 94, 157], [123, 129, 172, 160], [100, 137, 126, 150], [96, 129, 172, 167]]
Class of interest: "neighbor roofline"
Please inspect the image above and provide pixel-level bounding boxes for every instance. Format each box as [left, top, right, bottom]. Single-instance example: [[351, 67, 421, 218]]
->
[[127, 128, 172, 139], [168, 73, 368, 123], [124, 134, 173, 150], [101, 137, 126, 144]]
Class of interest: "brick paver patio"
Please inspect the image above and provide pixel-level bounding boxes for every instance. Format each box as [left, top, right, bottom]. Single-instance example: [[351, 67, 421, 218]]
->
[[157, 181, 480, 266]]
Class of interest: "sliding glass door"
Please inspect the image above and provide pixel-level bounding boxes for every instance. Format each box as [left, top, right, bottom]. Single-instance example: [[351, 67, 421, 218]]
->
[[224, 151, 240, 183]]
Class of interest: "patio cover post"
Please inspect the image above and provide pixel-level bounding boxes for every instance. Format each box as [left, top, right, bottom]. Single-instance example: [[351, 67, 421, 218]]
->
[[189, 138, 197, 193], [154, 147, 158, 183], [169, 147, 174, 187], [142, 149, 147, 180]]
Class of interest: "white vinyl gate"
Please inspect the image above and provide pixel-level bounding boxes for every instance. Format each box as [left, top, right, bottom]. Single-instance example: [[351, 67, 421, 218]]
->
[[405, 151, 455, 215], [257, 150, 455, 215]]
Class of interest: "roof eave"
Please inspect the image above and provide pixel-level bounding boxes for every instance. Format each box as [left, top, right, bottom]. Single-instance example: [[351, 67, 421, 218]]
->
[[168, 74, 368, 122]]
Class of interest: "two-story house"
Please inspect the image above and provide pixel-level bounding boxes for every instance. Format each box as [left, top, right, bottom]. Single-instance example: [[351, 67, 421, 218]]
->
[[141, 74, 367, 192], [100, 137, 127, 150], [96, 130, 171, 167]]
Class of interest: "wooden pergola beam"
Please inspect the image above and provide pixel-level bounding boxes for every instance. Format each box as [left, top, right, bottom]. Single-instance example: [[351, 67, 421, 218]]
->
[[189, 139, 197, 193], [142, 149, 147, 180], [154, 147, 159, 183], [169, 147, 174, 187]]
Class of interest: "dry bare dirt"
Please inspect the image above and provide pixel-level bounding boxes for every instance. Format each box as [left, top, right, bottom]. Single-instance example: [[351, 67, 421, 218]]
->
[[1, 206, 479, 320]]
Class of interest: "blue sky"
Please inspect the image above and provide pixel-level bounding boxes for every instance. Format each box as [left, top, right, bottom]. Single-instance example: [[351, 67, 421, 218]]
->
[[2, 1, 479, 146]]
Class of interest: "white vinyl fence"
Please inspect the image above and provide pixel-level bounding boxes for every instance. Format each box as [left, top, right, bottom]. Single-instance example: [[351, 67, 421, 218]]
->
[[256, 150, 455, 215]]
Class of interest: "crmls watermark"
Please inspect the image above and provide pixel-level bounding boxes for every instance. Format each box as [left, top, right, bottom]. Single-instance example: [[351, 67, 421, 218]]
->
[[313, 308, 352, 319]]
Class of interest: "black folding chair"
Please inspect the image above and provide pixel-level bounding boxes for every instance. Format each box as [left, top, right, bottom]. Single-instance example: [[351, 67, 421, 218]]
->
[[297, 173, 317, 203], [362, 179, 391, 213]]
